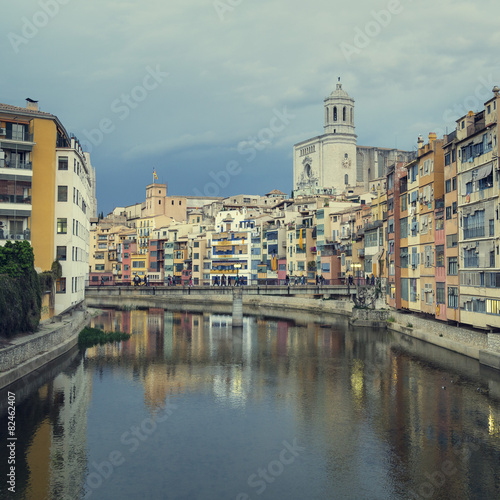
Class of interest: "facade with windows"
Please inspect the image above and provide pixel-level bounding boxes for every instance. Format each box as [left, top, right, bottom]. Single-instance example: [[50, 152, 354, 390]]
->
[[456, 89, 500, 328], [442, 131, 460, 323], [54, 138, 94, 313]]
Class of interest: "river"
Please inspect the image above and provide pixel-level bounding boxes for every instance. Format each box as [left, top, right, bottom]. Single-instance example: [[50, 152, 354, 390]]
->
[[1, 308, 499, 499]]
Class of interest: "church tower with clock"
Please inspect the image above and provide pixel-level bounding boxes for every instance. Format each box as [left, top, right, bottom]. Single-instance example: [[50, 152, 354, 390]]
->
[[293, 79, 357, 195]]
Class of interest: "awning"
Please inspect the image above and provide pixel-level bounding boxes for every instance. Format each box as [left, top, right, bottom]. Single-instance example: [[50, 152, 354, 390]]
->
[[474, 162, 493, 181]]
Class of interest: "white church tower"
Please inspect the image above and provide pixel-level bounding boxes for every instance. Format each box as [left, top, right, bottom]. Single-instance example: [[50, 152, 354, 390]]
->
[[293, 79, 358, 195]]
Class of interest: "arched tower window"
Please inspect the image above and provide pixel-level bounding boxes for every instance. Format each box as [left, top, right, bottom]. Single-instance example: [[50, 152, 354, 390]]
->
[[333, 107, 337, 121], [345, 174, 349, 185], [326, 108, 329, 123], [343, 107, 346, 121], [350, 108, 353, 124]]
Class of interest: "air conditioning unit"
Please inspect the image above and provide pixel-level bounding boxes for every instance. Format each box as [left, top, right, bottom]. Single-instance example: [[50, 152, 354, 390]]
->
[[0, 128, 5, 135]]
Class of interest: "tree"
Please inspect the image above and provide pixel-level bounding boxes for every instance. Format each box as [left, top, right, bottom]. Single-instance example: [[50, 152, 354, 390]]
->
[[0, 241, 41, 336], [307, 260, 317, 271]]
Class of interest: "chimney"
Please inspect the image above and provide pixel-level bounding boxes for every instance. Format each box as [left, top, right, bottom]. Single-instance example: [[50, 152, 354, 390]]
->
[[428, 132, 437, 143], [417, 135, 424, 150], [26, 98, 38, 111]]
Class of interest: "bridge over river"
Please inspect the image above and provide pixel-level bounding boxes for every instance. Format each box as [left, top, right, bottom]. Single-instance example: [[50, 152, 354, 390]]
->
[[85, 283, 357, 299]]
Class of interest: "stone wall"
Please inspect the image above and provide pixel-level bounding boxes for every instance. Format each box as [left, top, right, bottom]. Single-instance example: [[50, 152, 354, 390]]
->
[[0, 310, 89, 389], [391, 311, 488, 350]]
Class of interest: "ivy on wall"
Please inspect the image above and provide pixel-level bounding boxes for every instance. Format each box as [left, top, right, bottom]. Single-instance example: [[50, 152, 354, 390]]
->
[[0, 241, 42, 337]]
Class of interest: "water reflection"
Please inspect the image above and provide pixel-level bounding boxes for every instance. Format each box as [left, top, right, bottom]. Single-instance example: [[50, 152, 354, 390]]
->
[[0, 309, 499, 499]]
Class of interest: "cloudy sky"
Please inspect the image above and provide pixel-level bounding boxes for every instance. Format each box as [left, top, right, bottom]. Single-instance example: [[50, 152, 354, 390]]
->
[[2, 0, 499, 215]]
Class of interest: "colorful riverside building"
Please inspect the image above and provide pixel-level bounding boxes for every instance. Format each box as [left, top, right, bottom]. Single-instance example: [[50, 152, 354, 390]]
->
[[441, 131, 459, 322], [418, 133, 445, 316], [211, 209, 255, 284], [456, 87, 500, 328], [386, 160, 407, 308], [0, 100, 96, 316]]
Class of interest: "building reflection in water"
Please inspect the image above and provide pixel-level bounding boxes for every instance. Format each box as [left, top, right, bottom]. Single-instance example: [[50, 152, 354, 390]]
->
[[0, 350, 92, 500]]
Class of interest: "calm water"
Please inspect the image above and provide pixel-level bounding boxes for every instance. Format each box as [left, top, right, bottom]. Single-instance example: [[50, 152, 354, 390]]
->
[[1, 308, 500, 500]]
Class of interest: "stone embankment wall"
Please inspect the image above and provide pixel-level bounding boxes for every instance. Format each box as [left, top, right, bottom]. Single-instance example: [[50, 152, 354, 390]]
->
[[0, 308, 90, 390], [85, 293, 354, 318]]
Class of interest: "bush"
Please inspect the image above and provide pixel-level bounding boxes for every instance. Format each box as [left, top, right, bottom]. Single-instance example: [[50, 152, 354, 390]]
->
[[0, 241, 41, 337], [78, 327, 131, 348], [407, 323, 413, 328], [387, 316, 396, 323]]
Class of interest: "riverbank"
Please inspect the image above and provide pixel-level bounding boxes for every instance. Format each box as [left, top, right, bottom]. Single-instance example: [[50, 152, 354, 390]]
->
[[85, 292, 500, 371], [0, 307, 91, 390]]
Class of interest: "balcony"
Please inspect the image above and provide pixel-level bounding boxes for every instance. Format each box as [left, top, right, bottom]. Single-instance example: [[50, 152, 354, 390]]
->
[[358, 248, 365, 258], [461, 187, 494, 205], [0, 195, 31, 204], [2, 130, 34, 143], [0, 160, 32, 171], [0, 229, 30, 241]]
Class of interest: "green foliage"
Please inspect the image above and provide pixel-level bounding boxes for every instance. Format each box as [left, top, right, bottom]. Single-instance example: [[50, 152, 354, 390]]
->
[[51, 260, 62, 279], [39, 260, 62, 292], [406, 323, 413, 328], [307, 260, 317, 271], [78, 327, 131, 348], [0, 240, 34, 278], [387, 316, 396, 323], [0, 241, 41, 337]]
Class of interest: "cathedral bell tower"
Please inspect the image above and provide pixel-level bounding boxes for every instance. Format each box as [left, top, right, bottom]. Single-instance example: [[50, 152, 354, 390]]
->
[[324, 79, 356, 137]]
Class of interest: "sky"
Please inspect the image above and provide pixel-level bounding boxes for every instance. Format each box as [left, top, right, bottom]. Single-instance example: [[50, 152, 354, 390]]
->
[[2, 0, 500, 215]]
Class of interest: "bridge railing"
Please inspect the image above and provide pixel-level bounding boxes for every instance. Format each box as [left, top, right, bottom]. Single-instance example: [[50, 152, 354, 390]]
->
[[85, 278, 349, 288]]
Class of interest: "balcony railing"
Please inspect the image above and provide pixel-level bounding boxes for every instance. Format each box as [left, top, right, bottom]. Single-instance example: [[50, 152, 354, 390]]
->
[[3, 131, 34, 142], [0, 230, 30, 240], [0, 160, 32, 170], [0, 195, 31, 204]]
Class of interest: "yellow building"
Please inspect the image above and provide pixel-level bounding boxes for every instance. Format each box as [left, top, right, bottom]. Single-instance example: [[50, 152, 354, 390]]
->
[[1, 100, 96, 315]]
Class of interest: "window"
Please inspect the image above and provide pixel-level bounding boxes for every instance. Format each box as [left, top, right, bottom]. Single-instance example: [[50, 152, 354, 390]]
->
[[436, 245, 444, 267], [490, 219, 494, 237], [124, 265, 129, 271], [452, 177, 456, 191], [344, 174, 348, 185], [193, 265, 199, 272], [333, 107, 337, 121], [463, 210, 485, 239], [343, 107, 346, 121], [194, 241, 199, 248], [400, 218, 408, 239], [463, 248, 479, 268], [447, 256, 457, 275], [445, 179, 451, 193], [446, 234, 457, 248], [58, 157, 68, 170], [452, 202, 457, 214], [401, 194, 407, 212], [57, 185, 68, 202], [56, 277, 66, 294], [445, 207, 451, 220], [445, 153, 451, 166], [56, 246, 66, 261], [436, 283, 445, 304], [400, 247, 408, 268], [448, 287, 458, 309], [57, 218, 67, 234]]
